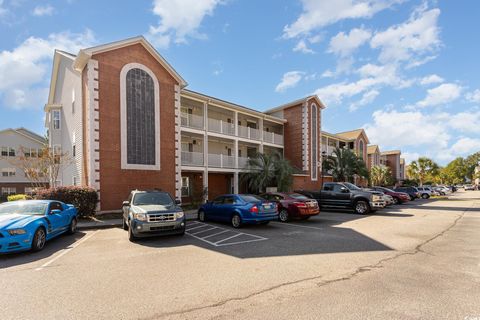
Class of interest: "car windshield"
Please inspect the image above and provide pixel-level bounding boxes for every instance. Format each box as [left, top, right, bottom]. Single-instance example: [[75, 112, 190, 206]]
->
[[343, 182, 361, 191], [379, 187, 395, 193], [0, 202, 48, 215], [289, 193, 309, 200], [133, 192, 174, 206], [239, 195, 264, 203]]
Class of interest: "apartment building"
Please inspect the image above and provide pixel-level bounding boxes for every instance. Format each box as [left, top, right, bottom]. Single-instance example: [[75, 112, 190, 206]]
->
[[44, 36, 324, 211], [380, 150, 402, 181], [367, 145, 381, 171], [0, 128, 47, 196]]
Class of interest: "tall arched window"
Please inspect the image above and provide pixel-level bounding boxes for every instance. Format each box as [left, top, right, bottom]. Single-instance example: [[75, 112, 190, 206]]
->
[[311, 104, 318, 181], [359, 140, 364, 160], [120, 63, 160, 170]]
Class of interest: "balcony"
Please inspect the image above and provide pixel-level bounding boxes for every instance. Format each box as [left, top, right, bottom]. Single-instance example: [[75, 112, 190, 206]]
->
[[208, 118, 235, 136], [263, 131, 284, 145], [208, 153, 235, 168], [238, 156, 249, 169], [238, 125, 260, 140], [181, 151, 204, 166], [180, 113, 204, 130]]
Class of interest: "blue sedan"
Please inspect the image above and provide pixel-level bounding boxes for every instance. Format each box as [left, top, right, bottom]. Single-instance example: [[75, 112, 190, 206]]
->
[[198, 194, 278, 228], [0, 200, 78, 253]]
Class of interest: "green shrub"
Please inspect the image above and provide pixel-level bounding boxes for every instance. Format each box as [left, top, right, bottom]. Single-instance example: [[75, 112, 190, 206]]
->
[[7, 194, 30, 201], [36, 186, 98, 217]]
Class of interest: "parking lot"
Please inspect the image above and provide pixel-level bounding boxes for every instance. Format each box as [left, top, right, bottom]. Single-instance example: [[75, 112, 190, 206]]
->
[[1, 192, 479, 320]]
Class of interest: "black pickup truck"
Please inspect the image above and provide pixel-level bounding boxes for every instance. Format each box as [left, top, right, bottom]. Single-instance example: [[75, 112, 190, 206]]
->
[[296, 182, 386, 214]]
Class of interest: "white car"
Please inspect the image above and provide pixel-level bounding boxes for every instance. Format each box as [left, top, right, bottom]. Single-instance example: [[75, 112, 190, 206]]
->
[[464, 185, 475, 191], [416, 187, 432, 199]]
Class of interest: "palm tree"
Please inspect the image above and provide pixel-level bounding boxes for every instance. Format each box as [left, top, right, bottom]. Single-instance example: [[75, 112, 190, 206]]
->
[[322, 147, 369, 182], [409, 157, 439, 186], [370, 165, 392, 186], [241, 152, 295, 193]]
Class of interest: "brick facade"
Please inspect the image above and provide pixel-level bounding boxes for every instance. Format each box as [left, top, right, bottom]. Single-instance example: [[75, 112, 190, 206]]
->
[[89, 44, 178, 210]]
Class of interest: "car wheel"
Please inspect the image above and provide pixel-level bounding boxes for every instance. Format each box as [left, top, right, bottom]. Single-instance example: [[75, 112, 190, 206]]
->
[[392, 197, 399, 205], [231, 214, 242, 228], [278, 209, 289, 222], [128, 221, 136, 242], [421, 193, 429, 199], [31, 227, 46, 252], [409, 195, 415, 201], [122, 216, 128, 231], [67, 217, 77, 235], [198, 210, 206, 222], [354, 200, 370, 214]]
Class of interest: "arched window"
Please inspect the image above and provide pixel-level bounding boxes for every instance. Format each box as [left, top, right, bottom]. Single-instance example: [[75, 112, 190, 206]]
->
[[120, 63, 160, 170], [359, 140, 364, 160], [311, 104, 318, 181]]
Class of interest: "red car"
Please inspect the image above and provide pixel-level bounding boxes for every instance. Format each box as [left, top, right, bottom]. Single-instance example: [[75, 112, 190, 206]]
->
[[370, 186, 410, 204], [260, 192, 320, 222]]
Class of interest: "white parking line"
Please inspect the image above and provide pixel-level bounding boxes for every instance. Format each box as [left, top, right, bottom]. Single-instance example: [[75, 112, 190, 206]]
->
[[35, 230, 99, 271], [271, 221, 326, 230], [185, 221, 268, 247]]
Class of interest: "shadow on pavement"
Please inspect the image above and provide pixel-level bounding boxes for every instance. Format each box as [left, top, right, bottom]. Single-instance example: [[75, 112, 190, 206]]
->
[[0, 232, 87, 268]]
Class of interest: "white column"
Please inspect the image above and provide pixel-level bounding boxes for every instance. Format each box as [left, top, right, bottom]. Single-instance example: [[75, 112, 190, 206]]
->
[[233, 172, 239, 194], [259, 117, 264, 153], [234, 111, 238, 137], [234, 139, 239, 169], [203, 168, 208, 202], [203, 102, 208, 131]]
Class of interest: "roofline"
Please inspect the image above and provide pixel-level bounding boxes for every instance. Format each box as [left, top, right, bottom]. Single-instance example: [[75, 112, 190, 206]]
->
[[72, 36, 187, 88], [381, 150, 401, 155], [321, 130, 354, 142], [335, 128, 371, 144], [265, 95, 326, 114], [0, 128, 46, 144], [182, 89, 287, 124]]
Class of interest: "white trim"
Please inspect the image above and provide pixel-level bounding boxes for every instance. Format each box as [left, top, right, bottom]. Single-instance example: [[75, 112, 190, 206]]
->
[[120, 63, 161, 171], [302, 102, 309, 171], [310, 103, 318, 181], [174, 84, 182, 200]]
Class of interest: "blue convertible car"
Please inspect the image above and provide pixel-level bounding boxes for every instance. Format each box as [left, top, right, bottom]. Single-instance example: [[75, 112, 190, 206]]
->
[[198, 194, 278, 228], [0, 200, 78, 253]]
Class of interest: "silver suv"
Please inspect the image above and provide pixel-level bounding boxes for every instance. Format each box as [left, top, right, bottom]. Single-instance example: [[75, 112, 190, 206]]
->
[[122, 190, 186, 241]]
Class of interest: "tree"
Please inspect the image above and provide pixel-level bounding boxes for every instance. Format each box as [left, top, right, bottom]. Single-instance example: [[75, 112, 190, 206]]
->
[[322, 147, 369, 182], [370, 165, 393, 186], [241, 152, 295, 193], [442, 157, 468, 184], [408, 157, 439, 186], [465, 152, 480, 180]]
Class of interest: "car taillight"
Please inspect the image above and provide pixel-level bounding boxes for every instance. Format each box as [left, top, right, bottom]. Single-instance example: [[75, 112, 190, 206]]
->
[[293, 202, 307, 208], [250, 205, 259, 213]]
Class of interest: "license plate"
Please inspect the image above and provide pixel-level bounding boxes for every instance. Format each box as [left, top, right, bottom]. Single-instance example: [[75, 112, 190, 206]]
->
[[263, 203, 272, 209]]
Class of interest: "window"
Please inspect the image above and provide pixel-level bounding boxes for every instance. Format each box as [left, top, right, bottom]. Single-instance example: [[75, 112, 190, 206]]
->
[[24, 187, 34, 196], [9, 147, 15, 157], [1, 146, 7, 157], [212, 196, 224, 205], [181, 177, 190, 197], [120, 63, 160, 170], [73, 176, 77, 186], [1, 187, 16, 195], [31, 148, 38, 158], [2, 168, 15, 177], [72, 144, 76, 157], [311, 104, 318, 181], [359, 140, 364, 160], [53, 110, 61, 130]]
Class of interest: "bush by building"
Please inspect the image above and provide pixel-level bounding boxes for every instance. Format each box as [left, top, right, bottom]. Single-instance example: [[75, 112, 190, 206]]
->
[[7, 194, 31, 201], [36, 186, 98, 217]]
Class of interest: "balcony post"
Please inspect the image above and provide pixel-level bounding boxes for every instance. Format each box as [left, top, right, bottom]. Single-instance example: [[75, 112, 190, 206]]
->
[[234, 112, 238, 137], [203, 102, 208, 131], [204, 134, 208, 168], [233, 172, 239, 194], [221, 154, 223, 168], [234, 140, 238, 169]]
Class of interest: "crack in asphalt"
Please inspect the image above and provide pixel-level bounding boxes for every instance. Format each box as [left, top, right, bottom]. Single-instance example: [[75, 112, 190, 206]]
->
[[145, 202, 475, 320]]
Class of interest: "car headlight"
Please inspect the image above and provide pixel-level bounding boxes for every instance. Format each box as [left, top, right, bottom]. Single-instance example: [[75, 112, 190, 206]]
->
[[133, 212, 147, 221], [176, 211, 184, 219], [372, 195, 382, 201], [8, 229, 27, 236]]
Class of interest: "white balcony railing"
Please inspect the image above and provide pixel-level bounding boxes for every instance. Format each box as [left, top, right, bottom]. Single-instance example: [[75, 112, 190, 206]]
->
[[263, 131, 284, 145], [238, 156, 249, 169], [208, 153, 235, 168], [238, 125, 260, 140], [181, 151, 204, 166], [208, 118, 235, 136], [180, 113, 204, 130]]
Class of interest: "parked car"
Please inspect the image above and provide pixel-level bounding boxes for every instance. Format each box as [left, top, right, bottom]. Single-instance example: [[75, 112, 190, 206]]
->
[[260, 192, 319, 222], [393, 186, 420, 201], [433, 187, 447, 195], [464, 184, 475, 191], [296, 182, 386, 215], [368, 186, 410, 204], [198, 194, 278, 228], [0, 200, 78, 253], [122, 190, 185, 241], [416, 187, 432, 199]]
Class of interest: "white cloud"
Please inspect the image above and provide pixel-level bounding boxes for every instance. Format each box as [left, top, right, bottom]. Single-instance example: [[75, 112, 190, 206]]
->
[[293, 39, 314, 54], [370, 7, 441, 64], [420, 74, 444, 85], [349, 89, 379, 111], [148, 0, 224, 48], [466, 89, 480, 103], [0, 30, 95, 109], [283, 0, 401, 39], [275, 71, 305, 92], [32, 4, 54, 16], [0, 0, 7, 17], [328, 27, 372, 57], [416, 83, 462, 108], [401, 152, 420, 165], [450, 138, 480, 155], [448, 111, 480, 134]]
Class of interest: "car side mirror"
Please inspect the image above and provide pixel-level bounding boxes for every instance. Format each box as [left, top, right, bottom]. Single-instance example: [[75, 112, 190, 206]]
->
[[50, 209, 62, 215], [122, 201, 130, 207], [175, 199, 181, 205], [341, 187, 349, 193]]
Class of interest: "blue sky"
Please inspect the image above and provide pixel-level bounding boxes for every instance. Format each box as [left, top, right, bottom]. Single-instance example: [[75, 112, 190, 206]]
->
[[1, 0, 479, 165]]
